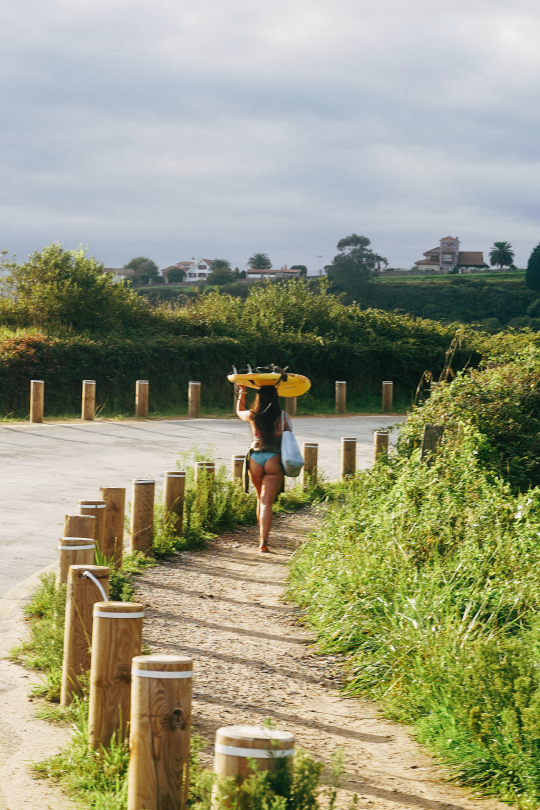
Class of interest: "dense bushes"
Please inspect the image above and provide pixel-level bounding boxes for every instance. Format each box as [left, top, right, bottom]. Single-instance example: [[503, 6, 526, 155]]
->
[[289, 341, 540, 806], [355, 276, 540, 330], [0, 270, 479, 417]]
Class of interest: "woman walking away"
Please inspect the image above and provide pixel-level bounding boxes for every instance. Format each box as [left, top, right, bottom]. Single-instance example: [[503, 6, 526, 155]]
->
[[236, 384, 289, 552]]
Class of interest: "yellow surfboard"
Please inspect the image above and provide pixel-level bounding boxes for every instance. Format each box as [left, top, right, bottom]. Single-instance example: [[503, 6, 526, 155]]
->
[[227, 369, 311, 398]]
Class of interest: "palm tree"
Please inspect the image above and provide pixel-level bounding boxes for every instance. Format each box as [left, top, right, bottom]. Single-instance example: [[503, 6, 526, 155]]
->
[[247, 253, 272, 270], [211, 259, 231, 271], [489, 242, 515, 270]]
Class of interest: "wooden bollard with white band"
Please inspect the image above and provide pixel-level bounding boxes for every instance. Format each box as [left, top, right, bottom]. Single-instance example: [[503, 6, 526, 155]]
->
[[100, 486, 125, 565], [61, 564, 110, 706], [188, 381, 201, 418], [164, 471, 186, 535], [64, 514, 96, 540], [231, 455, 245, 482], [57, 537, 95, 584], [374, 431, 389, 460], [285, 396, 297, 417], [340, 437, 356, 479], [79, 499, 107, 556], [128, 655, 193, 810], [135, 380, 149, 418], [30, 379, 44, 423], [214, 725, 295, 782], [301, 443, 318, 489], [88, 602, 144, 749], [130, 479, 155, 555], [335, 381, 346, 415], [382, 380, 393, 413], [82, 380, 96, 421], [194, 462, 215, 484]]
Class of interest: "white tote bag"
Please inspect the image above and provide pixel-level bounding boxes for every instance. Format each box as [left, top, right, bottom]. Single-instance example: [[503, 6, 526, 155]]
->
[[281, 412, 304, 477]]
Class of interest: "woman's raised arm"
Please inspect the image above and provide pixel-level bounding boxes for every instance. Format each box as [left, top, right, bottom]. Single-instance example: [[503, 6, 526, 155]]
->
[[236, 385, 251, 422]]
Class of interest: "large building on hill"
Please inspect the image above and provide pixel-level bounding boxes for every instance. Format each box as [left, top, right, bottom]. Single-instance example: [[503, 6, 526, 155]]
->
[[414, 237, 489, 273]]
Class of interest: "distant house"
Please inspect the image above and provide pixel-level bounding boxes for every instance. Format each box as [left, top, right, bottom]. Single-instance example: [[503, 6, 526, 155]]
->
[[162, 259, 214, 283], [103, 267, 135, 283], [414, 237, 489, 273], [246, 265, 303, 281]]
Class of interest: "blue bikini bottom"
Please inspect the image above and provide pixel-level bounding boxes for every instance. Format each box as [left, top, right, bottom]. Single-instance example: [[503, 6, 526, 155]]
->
[[250, 450, 279, 468]]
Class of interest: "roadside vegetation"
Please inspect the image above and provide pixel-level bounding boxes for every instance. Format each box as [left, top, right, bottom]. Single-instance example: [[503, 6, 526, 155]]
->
[[0, 244, 479, 418], [289, 332, 540, 808], [10, 452, 329, 809]]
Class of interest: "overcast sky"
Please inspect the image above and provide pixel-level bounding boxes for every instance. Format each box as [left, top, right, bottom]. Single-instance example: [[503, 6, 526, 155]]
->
[[1, 0, 539, 271]]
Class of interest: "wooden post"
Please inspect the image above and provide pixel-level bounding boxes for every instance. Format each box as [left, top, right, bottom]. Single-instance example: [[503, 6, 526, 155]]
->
[[421, 424, 445, 462], [57, 537, 95, 585], [213, 725, 295, 783], [374, 432, 389, 460], [340, 437, 356, 479], [100, 487, 126, 566], [128, 655, 193, 810], [61, 564, 110, 705], [30, 380, 44, 423], [130, 480, 155, 555], [335, 381, 346, 415], [64, 514, 96, 539], [82, 380, 96, 421], [300, 443, 318, 489], [194, 462, 215, 483], [79, 499, 107, 557], [88, 601, 144, 749], [164, 471, 186, 535], [231, 455, 245, 481], [135, 380, 149, 419], [382, 381, 393, 413], [188, 382, 201, 418], [285, 397, 297, 416]]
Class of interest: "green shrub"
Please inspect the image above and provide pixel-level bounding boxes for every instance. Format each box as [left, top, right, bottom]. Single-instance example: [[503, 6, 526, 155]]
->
[[288, 344, 540, 806], [0, 244, 150, 333], [0, 279, 479, 417]]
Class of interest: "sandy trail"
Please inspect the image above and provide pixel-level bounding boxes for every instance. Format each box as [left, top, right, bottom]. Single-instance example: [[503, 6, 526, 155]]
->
[[136, 509, 509, 810]]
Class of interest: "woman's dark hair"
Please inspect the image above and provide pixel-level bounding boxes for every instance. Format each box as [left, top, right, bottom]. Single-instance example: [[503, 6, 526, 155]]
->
[[251, 386, 281, 441]]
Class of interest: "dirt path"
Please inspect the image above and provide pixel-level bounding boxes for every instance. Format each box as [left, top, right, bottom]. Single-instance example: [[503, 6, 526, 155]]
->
[[136, 509, 508, 810]]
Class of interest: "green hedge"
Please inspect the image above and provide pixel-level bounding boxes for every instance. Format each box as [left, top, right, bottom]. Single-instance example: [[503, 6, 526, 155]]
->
[[0, 326, 477, 417]]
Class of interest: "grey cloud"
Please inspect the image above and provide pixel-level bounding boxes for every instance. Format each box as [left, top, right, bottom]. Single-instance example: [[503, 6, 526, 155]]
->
[[1, 0, 540, 270]]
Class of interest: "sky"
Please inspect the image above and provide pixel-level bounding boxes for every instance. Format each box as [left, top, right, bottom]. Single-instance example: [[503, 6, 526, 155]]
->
[[1, 0, 540, 272]]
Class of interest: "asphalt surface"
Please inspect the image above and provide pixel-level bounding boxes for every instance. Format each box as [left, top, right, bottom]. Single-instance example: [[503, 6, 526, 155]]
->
[[0, 415, 404, 598]]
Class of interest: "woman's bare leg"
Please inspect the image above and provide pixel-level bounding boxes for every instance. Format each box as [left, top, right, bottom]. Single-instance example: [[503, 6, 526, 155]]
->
[[249, 456, 283, 550], [259, 456, 284, 550], [249, 461, 264, 543]]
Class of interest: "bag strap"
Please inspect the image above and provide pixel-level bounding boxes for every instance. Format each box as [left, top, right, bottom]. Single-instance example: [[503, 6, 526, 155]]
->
[[283, 411, 293, 432]]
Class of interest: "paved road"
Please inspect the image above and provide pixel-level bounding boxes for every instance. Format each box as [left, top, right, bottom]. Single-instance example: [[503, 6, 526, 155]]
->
[[0, 415, 404, 598]]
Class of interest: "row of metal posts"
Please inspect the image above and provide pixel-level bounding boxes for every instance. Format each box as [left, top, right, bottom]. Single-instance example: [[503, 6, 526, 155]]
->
[[27, 378, 395, 422]]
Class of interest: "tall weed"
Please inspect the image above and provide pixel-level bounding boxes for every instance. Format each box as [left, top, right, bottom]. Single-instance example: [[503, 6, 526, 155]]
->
[[289, 413, 540, 806]]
